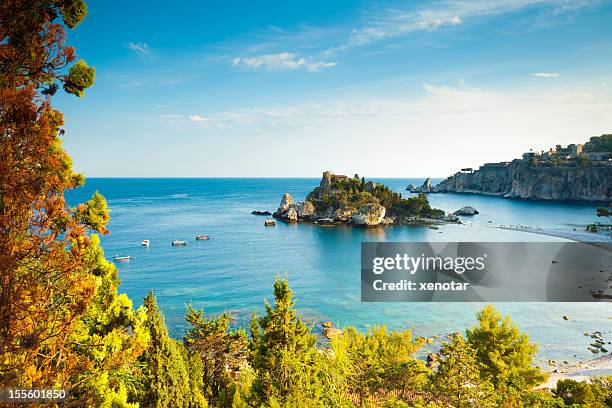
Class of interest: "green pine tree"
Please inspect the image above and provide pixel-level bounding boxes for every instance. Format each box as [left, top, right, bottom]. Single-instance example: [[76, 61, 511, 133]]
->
[[466, 305, 547, 391], [184, 305, 248, 406], [250, 276, 335, 407], [137, 291, 193, 408], [430, 334, 497, 408]]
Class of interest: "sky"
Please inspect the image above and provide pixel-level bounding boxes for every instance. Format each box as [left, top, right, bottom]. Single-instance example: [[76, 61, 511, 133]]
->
[[57, 0, 612, 177]]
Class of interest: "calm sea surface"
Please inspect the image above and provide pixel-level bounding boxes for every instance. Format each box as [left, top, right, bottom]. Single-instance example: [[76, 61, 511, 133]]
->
[[66, 178, 611, 363]]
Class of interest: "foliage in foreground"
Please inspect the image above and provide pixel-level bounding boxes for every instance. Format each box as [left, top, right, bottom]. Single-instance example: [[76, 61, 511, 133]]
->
[[127, 279, 610, 408]]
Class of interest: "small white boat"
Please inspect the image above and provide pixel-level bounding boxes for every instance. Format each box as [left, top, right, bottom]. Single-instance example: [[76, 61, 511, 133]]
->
[[264, 219, 276, 226], [172, 240, 187, 246], [113, 255, 131, 261], [195, 235, 210, 240], [141, 240, 150, 246]]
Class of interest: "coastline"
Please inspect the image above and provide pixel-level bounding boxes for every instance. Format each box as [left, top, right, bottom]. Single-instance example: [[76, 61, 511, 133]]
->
[[539, 354, 612, 389], [494, 224, 611, 243]]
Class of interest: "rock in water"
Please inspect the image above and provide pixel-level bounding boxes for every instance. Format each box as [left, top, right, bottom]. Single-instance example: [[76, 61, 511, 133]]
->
[[406, 183, 418, 192], [278, 193, 294, 212], [252, 210, 272, 216], [454, 206, 479, 216], [350, 203, 386, 226], [444, 214, 460, 222], [323, 327, 343, 339], [420, 178, 433, 193]]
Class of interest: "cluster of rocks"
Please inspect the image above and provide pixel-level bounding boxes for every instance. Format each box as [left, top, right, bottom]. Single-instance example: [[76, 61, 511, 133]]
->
[[406, 178, 433, 193], [584, 331, 609, 354]]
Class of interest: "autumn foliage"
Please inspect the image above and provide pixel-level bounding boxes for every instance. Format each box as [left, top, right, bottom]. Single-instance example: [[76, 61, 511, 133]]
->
[[1, 1, 147, 405]]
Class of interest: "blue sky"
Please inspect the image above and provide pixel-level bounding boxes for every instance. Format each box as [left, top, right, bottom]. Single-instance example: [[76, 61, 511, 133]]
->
[[57, 0, 612, 177]]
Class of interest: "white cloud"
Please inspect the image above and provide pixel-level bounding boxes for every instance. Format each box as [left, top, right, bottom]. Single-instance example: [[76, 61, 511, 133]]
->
[[531, 72, 560, 78], [343, 0, 598, 48], [188, 115, 208, 122], [232, 52, 336, 72], [126, 42, 150, 54]]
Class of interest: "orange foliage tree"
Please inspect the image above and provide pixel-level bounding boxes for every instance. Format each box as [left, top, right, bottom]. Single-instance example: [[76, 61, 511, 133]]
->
[[1, 1, 148, 405]]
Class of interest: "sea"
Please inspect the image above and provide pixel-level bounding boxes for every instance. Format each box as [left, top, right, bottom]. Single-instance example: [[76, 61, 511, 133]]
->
[[65, 178, 611, 364]]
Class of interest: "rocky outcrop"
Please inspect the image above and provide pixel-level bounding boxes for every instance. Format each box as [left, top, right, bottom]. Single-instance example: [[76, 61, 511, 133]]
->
[[405, 184, 418, 192], [252, 210, 272, 216], [296, 201, 315, 219], [454, 206, 479, 216], [434, 161, 612, 202], [333, 208, 356, 222], [420, 178, 433, 193], [278, 193, 294, 213], [273, 193, 316, 222], [350, 203, 386, 226]]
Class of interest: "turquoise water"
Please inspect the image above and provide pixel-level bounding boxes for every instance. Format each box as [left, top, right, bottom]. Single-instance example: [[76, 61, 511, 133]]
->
[[66, 178, 611, 363]]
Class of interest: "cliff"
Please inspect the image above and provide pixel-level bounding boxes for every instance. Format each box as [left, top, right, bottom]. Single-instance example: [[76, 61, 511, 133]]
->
[[434, 161, 612, 201]]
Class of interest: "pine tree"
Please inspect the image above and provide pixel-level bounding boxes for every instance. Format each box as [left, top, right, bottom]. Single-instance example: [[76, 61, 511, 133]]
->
[[330, 326, 428, 405], [184, 305, 248, 406], [430, 334, 496, 408], [135, 292, 193, 407], [466, 305, 547, 391], [250, 276, 334, 407]]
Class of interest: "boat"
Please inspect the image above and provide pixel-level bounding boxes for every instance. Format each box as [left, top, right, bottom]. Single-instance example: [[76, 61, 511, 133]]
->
[[264, 219, 276, 226], [315, 218, 334, 226], [113, 255, 131, 261], [172, 240, 187, 246], [195, 235, 210, 240], [141, 239, 150, 246]]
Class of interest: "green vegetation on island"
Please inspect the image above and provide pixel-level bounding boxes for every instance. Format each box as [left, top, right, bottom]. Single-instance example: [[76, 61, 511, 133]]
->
[[306, 173, 445, 219], [274, 172, 447, 226]]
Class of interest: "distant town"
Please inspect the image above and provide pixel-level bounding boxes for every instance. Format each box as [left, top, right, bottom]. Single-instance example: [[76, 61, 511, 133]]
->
[[458, 134, 612, 174]]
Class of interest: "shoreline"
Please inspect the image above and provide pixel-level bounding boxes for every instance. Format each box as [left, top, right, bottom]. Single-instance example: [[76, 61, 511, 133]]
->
[[495, 224, 611, 243], [539, 354, 612, 389]]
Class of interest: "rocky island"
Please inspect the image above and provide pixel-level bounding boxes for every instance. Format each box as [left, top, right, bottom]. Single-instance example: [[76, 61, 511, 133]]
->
[[273, 172, 455, 226], [433, 134, 612, 202]]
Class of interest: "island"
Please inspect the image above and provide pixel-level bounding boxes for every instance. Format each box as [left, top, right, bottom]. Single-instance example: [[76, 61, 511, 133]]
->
[[432, 134, 612, 201], [273, 171, 457, 226]]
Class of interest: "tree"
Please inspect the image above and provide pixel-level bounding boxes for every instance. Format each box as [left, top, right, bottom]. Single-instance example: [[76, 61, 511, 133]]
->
[[250, 276, 335, 407], [466, 305, 547, 391], [134, 292, 195, 408], [184, 305, 248, 406], [330, 326, 428, 405], [0, 2, 148, 406], [554, 376, 612, 408], [429, 334, 496, 408]]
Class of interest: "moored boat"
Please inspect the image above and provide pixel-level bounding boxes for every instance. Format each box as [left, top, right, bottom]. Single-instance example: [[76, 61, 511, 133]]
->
[[113, 255, 131, 261], [141, 239, 150, 246], [195, 235, 210, 240], [172, 240, 187, 246], [264, 219, 276, 226]]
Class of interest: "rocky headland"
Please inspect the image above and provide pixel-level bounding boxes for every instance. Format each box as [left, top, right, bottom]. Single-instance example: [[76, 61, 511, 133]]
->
[[273, 172, 457, 227], [433, 135, 612, 202]]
